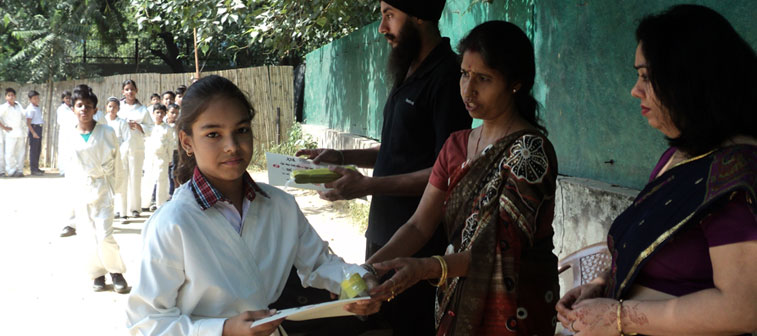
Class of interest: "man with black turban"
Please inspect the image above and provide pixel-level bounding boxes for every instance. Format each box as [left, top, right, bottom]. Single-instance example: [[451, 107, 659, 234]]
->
[[298, 1, 471, 334]]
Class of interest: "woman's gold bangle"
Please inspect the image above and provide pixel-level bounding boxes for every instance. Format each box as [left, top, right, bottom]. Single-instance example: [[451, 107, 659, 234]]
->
[[617, 299, 638, 336], [428, 255, 448, 287]]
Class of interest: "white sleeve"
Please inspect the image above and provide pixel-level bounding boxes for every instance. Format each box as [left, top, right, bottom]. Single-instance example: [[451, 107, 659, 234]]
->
[[140, 106, 154, 136], [25, 105, 33, 119], [126, 220, 226, 336], [292, 202, 367, 295]]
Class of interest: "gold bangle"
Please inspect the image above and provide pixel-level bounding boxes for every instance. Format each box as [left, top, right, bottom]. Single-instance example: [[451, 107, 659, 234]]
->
[[617, 299, 638, 336], [428, 255, 447, 287]]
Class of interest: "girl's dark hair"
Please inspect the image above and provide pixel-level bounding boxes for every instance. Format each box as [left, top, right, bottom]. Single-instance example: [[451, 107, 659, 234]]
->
[[167, 103, 180, 110], [176, 75, 256, 184], [72, 84, 98, 106], [458, 20, 546, 135], [107, 96, 120, 106], [636, 4, 757, 156], [122, 79, 138, 90]]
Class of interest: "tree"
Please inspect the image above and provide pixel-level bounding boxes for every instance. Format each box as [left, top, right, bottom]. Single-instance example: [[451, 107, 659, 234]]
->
[[130, 0, 379, 67], [0, 0, 129, 82]]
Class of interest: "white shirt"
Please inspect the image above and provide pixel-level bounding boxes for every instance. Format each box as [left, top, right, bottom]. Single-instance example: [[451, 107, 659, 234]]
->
[[25, 104, 43, 125], [0, 102, 28, 138], [126, 182, 366, 336], [56, 103, 75, 129], [145, 123, 172, 161], [118, 101, 154, 150]]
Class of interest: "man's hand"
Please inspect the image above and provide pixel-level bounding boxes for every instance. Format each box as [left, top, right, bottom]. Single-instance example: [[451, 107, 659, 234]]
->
[[343, 273, 382, 316], [318, 166, 370, 201], [295, 148, 343, 165], [32, 132, 40, 139]]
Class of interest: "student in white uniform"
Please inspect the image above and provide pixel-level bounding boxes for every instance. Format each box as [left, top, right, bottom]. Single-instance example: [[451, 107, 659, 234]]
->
[[56, 91, 78, 237], [166, 103, 180, 197], [126, 76, 380, 336], [67, 84, 129, 293], [105, 97, 131, 219], [117, 79, 154, 218], [25, 90, 44, 176], [0, 88, 28, 177], [56, 91, 75, 176], [141, 104, 171, 211]]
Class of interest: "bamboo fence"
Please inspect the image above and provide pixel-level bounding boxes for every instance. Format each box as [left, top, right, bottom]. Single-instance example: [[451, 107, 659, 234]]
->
[[0, 66, 294, 169]]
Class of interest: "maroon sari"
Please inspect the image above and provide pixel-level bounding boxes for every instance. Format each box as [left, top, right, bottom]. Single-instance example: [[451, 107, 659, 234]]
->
[[436, 130, 559, 335]]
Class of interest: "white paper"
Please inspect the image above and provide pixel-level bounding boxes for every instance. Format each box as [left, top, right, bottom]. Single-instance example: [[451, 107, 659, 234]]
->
[[265, 152, 331, 191], [250, 297, 370, 327]]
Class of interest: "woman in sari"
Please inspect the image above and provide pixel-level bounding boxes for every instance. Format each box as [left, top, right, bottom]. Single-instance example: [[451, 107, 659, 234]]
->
[[358, 21, 560, 335], [556, 5, 757, 335]]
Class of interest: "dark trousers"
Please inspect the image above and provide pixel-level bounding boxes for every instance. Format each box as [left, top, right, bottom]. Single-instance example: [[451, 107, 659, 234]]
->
[[367, 239, 441, 336], [28, 124, 42, 172]]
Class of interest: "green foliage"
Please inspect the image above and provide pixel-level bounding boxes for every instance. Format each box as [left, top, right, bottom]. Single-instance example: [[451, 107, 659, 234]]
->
[[0, 0, 129, 82], [249, 122, 318, 170], [130, 0, 380, 65]]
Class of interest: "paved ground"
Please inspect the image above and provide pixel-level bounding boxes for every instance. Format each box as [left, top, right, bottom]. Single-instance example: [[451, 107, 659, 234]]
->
[[0, 170, 366, 335]]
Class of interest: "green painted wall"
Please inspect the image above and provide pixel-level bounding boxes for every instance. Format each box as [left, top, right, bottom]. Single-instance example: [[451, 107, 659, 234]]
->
[[304, 0, 756, 190]]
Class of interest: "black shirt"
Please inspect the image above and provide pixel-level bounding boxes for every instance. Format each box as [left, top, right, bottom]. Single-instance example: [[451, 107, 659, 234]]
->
[[367, 38, 472, 246]]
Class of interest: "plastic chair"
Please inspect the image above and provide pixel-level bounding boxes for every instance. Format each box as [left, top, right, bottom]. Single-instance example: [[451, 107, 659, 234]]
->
[[558, 242, 612, 289], [555, 243, 612, 335]]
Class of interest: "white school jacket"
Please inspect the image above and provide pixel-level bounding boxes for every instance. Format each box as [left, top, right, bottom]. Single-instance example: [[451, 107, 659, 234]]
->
[[106, 116, 130, 191], [118, 101, 153, 151], [0, 102, 28, 138], [145, 123, 172, 162], [126, 182, 366, 336], [67, 124, 118, 205]]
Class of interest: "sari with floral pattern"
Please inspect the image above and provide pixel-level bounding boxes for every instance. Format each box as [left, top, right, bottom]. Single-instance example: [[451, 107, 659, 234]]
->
[[436, 130, 559, 336]]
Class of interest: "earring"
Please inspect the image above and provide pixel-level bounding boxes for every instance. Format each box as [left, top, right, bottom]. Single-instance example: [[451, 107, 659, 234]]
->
[[512, 89, 517, 93], [187, 152, 193, 157]]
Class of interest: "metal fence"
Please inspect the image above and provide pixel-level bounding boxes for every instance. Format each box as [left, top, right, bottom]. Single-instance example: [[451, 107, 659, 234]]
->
[[0, 65, 294, 169]]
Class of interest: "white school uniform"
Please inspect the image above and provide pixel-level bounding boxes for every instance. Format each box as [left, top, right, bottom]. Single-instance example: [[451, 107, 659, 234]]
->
[[67, 123, 126, 279], [141, 123, 172, 209], [0, 102, 28, 175], [117, 101, 153, 214], [126, 181, 366, 336], [56, 103, 76, 174], [106, 115, 131, 216]]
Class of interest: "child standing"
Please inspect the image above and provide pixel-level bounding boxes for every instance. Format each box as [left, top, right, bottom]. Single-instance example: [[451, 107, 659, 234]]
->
[[105, 97, 131, 219], [67, 84, 128, 293], [174, 85, 187, 107], [57, 91, 77, 237], [0, 88, 28, 177], [141, 104, 171, 211], [25, 90, 44, 175], [118, 80, 154, 218], [126, 76, 378, 335], [166, 103, 180, 197]]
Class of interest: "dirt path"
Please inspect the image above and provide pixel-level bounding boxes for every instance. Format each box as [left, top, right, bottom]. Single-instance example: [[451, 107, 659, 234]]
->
[[0, 170, 366, 335]]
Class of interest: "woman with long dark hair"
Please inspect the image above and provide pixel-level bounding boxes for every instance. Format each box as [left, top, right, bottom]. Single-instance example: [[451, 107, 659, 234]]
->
[[359, 21, 560, 335], [556, 5, 757, 335]]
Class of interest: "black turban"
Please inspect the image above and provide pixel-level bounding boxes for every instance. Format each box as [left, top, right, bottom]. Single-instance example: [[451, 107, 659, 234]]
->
[[382, 0, 446, 21]]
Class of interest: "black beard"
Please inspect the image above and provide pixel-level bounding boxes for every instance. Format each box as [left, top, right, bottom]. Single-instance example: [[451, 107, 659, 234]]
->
[[387, 21, 422, 85]]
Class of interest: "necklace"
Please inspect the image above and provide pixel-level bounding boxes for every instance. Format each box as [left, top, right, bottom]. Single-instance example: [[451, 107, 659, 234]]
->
[[473, 112, 517, 158]]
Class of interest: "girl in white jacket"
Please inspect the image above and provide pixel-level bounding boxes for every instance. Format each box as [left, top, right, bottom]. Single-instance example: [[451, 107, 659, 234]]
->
[[105, 97, 131, 219], [117, 80, 154, 218], [68, 85, 128, 293], [126, 75, 379, 336]]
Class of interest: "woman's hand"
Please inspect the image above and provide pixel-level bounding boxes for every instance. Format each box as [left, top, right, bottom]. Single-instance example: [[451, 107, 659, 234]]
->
[[343, 273, 382, 315], [556, 282, 605, 328], [561, 298, 619, 335], [222, 309, 283, 336], [370, 257, 435, 301]]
